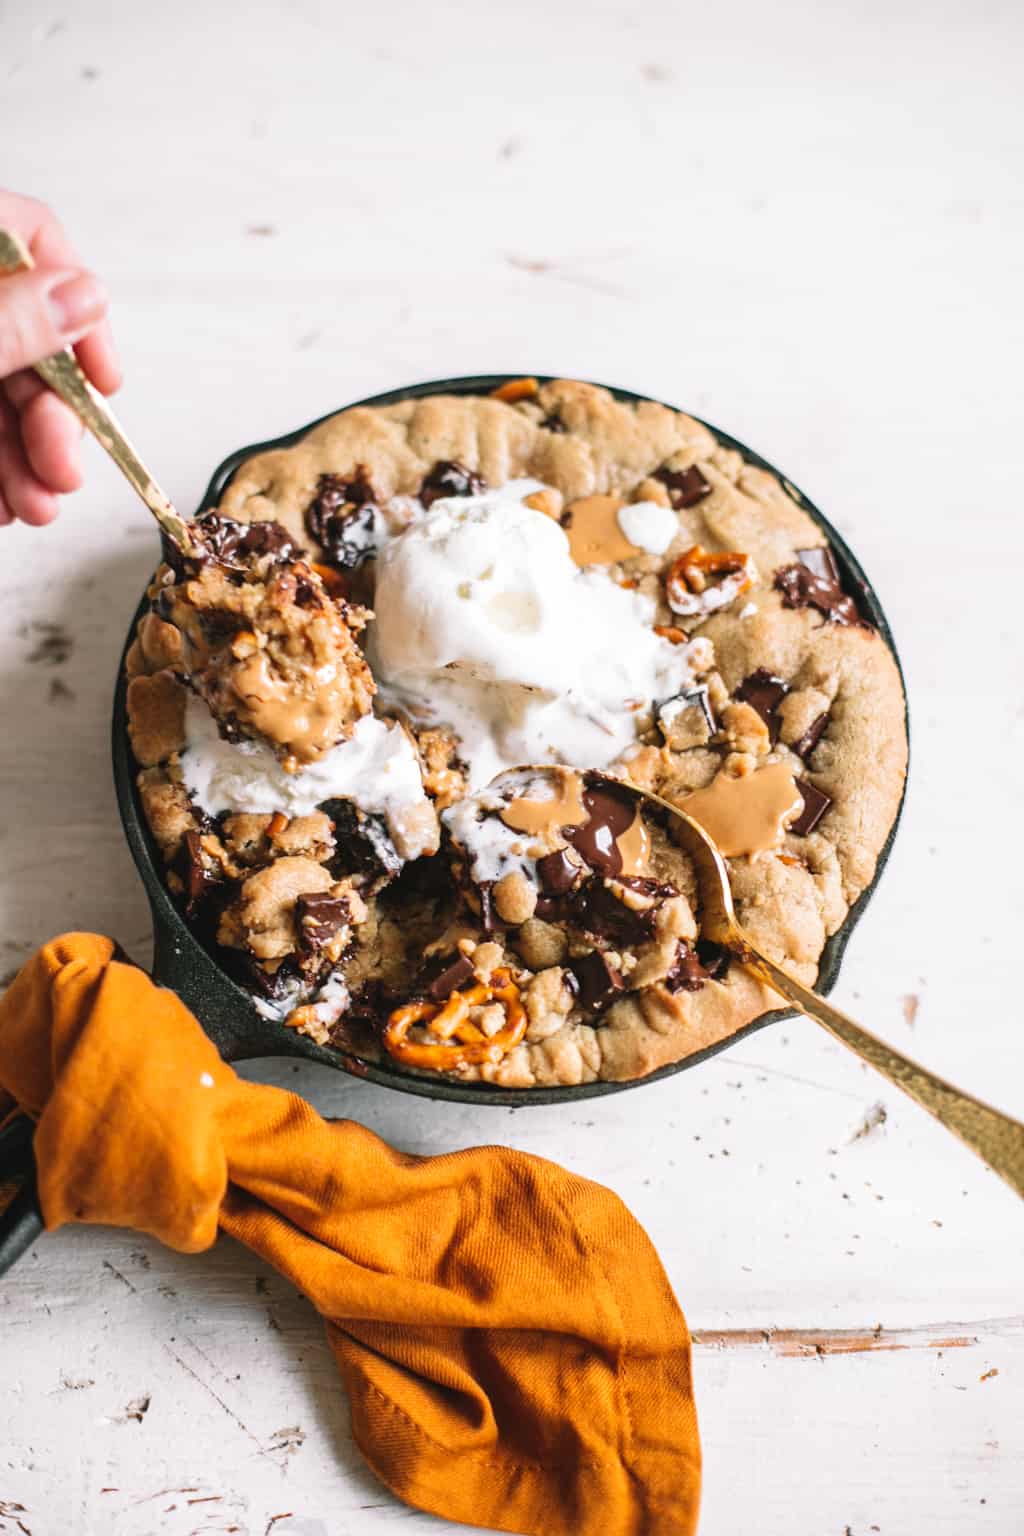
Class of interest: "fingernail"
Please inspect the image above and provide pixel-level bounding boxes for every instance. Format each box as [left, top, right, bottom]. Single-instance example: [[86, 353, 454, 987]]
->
[[47, 271, 108, 337]]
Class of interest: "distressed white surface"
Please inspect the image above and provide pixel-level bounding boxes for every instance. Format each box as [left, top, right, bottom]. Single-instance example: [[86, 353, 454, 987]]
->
[[1, 1, 1023, 1532]]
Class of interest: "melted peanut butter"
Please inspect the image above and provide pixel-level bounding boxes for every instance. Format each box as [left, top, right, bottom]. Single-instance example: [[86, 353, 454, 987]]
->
[[501, 770, 587, 835], [229, 652, 347, 766], [564, 495, 641, 567], [615, 810, 651, 875], [680, 763, 803, 857]]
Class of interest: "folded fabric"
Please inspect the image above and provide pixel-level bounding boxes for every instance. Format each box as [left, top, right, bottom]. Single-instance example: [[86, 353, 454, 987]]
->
[[0, 935, 700, 1535]]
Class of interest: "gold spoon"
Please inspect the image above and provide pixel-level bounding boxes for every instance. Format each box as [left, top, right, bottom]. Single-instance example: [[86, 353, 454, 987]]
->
[[502, 765, 1022, 1194], [590, 771, 1024, 1197], [0, 227, 197, 555]]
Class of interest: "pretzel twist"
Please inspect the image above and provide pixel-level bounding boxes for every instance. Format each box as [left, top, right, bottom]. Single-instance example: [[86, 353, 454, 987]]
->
[[383, 967, 527, 1070], [665, 543, 755, 616]]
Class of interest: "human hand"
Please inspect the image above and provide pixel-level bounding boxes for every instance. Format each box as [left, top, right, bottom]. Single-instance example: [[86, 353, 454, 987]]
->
[[0, 189, 121, 527]]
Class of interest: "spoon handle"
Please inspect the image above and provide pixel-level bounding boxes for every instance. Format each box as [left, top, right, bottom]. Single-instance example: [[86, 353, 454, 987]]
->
[[0, 227, 195, 554], [740, 941, 1024, 1198]]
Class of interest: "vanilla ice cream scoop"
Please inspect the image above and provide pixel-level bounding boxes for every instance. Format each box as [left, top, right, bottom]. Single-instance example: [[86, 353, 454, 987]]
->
[[370, 481, 711, 784]]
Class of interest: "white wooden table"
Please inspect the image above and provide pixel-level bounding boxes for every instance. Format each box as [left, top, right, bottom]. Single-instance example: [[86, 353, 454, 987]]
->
[[2, 2, 1022, 1531]]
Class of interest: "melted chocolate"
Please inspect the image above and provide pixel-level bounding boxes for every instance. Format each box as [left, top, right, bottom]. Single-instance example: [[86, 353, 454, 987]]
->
[[774, 548, 863, 627], [181, 830, 221, 916], [792, 710, 829, 760], [419, 460, 487, 508], [564, 780, 638, 878], [654, 464, 711, 509], [169, 513, 299, 579], [295, 892, 351, 954], [325, 801, 401, 883], [790, 777, 832, 836], [570, 950, 625, 1017], [305, 469, 380, 569], [536, 847, 584, 896], [695, 939, 731, 981], [735, 669, 789, 743]]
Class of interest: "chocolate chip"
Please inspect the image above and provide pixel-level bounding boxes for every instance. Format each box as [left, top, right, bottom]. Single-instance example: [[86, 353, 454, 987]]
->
[[305, 470, 380, 569], [295, 892, 350, 954], [536, 847, 584, 896], [792, 710, 829, 760], [796, 545, 840, 585], [654, 464, 711, 509], [774, 556, 863, 627], [540, 412, 567, 434], [664, 941, 710, 993], [790, 777, 832, 836], [420, 951, 475, 1002], [570, 950, 625, 1017], [735, 669, 789, 743], [419, 460, 487, 508]]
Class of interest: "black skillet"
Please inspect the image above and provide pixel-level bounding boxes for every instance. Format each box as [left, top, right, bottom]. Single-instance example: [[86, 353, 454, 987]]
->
[[0, 374, 909, 1270]]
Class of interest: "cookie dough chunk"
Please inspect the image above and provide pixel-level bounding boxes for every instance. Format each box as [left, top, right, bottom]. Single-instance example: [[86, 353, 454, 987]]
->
[[159, 541, 374, 767]]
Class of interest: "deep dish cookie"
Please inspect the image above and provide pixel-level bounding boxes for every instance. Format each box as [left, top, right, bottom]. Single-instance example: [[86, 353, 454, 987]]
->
[[124, 378, 907, 1087]]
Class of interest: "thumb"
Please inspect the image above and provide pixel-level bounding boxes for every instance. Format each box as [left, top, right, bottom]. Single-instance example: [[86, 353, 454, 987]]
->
[[0, 268, 108, 378]]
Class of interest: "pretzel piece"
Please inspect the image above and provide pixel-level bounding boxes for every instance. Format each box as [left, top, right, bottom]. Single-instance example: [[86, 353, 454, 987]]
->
[[383, 967, 527, 1070]]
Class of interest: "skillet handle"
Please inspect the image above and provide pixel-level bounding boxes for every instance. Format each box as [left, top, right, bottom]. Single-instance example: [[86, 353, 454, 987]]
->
[[0, 1115, 44, 1275]]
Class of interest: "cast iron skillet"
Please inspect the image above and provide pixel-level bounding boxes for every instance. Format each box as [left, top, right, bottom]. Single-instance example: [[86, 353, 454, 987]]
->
[[115, 374, 909, 1103], [0, 374, 908, 1271]]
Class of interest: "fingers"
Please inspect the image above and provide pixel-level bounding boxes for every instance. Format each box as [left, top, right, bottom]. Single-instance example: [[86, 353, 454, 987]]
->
[[2, 371, 84, 493], [75, 317, 121, 394], [0, 393, 60, 526], [0, 266, 109, 378]]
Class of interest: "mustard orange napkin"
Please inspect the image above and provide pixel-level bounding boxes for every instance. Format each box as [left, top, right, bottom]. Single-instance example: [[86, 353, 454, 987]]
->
[[0, 934, 700, 1535]]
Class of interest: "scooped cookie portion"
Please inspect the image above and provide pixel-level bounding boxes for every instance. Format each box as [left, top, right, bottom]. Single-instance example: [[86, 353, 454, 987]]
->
[[157, 512, 374, 768]]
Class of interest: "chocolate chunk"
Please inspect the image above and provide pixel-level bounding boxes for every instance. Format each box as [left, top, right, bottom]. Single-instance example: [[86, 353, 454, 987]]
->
[[181, 829, 221, 915], [540, 412, 567, 434], [664, 941, 710, 993], [236, 952, 302, 1001], [325, 801, 402, 883], [695, 939, 731, 981], [796, 545, 840, 585], [478, 881, 497, 933], [654, 464, 711, 509], [735, 669, 789, 743], [792, 710, 829, 760], [196, 512, 298, 569], [420, 951, 475, 1002], [570, 950, 625, 1017], [565, 779, 638, 879], [305, 470, 380, 569], [774, 557, 862, 627], [536, 847, 584, 896], [295, 892, 350, 954], [659, 685, 715, 739], [790, 777, 832, 836], [574, 882, 656, 945], [419, 460, 487, 508]]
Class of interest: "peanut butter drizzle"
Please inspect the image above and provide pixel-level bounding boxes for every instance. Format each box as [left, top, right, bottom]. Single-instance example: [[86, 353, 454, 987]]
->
[[230, 653, 347, 766], [501, 770, 587, 836], [564, 494, 641, 567], [679, 763, 804, 858], [615, 810, 651, 875]]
